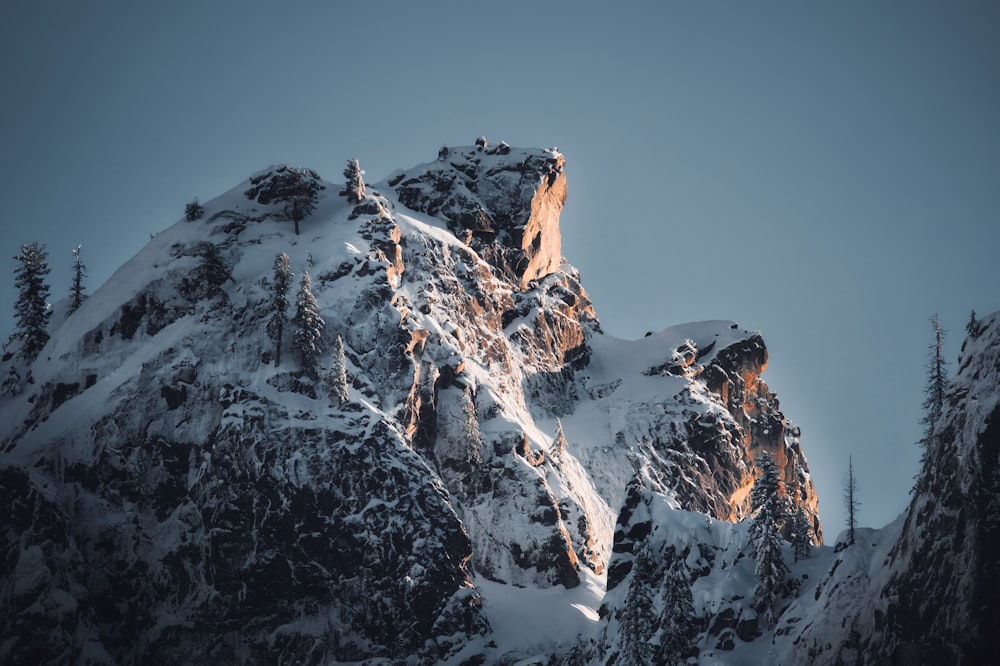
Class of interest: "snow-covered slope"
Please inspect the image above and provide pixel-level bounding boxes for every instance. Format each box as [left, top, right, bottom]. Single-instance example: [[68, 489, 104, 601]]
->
[[6, 141, 945, 665]]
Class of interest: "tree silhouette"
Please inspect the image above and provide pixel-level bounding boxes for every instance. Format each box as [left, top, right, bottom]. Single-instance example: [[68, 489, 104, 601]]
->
[[68, 244, 87, 315], [266, 253, 293, 367], [11, 241, 52, 363], [842, 455, 860, 546]]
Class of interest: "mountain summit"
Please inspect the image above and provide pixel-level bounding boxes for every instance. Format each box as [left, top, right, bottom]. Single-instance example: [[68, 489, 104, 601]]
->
[[3, 142, 987, 664]]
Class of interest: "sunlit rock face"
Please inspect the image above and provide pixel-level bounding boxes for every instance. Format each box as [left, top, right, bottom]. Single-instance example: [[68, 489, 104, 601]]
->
[[391, 141, 566, 290], [0, 143, 825, 664]]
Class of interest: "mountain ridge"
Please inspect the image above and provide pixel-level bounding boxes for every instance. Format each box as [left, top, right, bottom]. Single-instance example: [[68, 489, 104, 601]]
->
[[2, 143, 989, 664]]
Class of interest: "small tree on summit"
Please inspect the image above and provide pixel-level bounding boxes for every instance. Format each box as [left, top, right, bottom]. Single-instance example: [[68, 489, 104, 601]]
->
[[749, 451, 788, 628], [266, 253, 293, 367], [341, 158, 365, 204], [185, 198, 205, 221], [68, 244, 87, 315], [11, 241, 52, 363], [292, 272, 325, 379], [966, 309, 981, 337]]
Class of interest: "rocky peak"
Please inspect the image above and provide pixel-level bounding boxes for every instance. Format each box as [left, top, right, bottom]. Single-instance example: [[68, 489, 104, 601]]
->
[[390, 141, 566, 289], [0, 143, 833, 664]]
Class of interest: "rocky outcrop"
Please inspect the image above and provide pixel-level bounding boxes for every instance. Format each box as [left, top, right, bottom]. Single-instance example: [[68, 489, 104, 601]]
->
[[392, 142, 566, 289]]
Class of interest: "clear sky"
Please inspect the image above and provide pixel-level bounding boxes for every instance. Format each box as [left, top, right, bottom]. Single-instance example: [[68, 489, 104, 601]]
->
[[2, 0, 998, 541]]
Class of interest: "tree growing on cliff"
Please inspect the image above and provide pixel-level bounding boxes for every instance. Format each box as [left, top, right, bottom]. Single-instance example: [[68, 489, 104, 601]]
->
[[266, 253, 293, 367], [11, 241, 52, 363], [552, 418, 567, 459], [966, 309, 981, 337], [460, 387, 483, 466], [341, 158, 365, 204], [843, 455, 860, 546], [292, 272, 325, 379], [749, 451, 788, 627], [919, 314, 948, 461], [657, 550, 698, 664], [791, 508, 813, 561], [328, 335, 349, 405], [68, 244, 87, 315]]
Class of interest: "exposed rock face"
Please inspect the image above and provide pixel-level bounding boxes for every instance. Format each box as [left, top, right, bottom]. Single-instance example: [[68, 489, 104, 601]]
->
[[0, 144, 825, 664], [392, 142, 565, 289]]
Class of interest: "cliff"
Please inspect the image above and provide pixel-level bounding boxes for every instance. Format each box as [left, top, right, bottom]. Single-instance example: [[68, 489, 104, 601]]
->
[[0, 142, 823, 664]]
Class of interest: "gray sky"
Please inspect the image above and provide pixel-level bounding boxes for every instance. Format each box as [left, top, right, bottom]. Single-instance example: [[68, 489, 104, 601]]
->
[[2, 0, 998, 541]]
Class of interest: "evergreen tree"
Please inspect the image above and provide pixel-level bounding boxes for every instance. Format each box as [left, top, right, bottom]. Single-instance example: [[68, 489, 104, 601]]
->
[[185, 198, 205, 221], [328, 334, 349, 405], [842, 455, 860, 546], [11, 241, 52, 363], [552, 418, 567, 459], [620, 545, 657, 665], [460, 387, 483, 466], [966, 309, 980, 337], [266, 253, 293, 366], [749, 451, 788, 627], [657, 550, 698, 665], [919, 314, 948, 459], [341, 158, 365, 204], [791, 508, 813, 561], [68, 244, 87, 315], [292, 272, 325, 379]]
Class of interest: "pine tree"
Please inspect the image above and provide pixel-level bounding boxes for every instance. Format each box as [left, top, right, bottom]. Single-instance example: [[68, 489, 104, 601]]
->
[[341, 158, 365, 204], [919, 314, 948, 459], [843, 455, 860, 546], [620, 545, 657, 665], [185, 198, 205, 221], [966, 309, 980, 337], [328, 334, 349, 405], [552, 418, 568, 459], [657, 551, 697, 665], [266, 253, 293, 367], [11, 241, 52, 363], [292, 272, 325, 379], [460, 387, 483, 466], [791, 508, 813, 561], [749, 451, 788, 627], [68, 244, 87, 315]]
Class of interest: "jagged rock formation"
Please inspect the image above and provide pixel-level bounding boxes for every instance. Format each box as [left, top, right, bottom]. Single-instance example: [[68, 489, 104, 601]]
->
[[1, 142, 830, 664]]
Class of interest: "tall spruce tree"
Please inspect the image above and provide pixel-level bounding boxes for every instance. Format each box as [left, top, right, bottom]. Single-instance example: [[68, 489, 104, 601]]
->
[[68, 244, 87, 315], [749, 451, 788, 628], [341, 158, 365, 204], [11, 241, 52, 363], [920, 314, 948, 460], [843, 455, 860, 546], [657, 550, 698, 665], [266, 253, 293, 366], [292, 272, 325, 379], [328, 334, 349, 405]]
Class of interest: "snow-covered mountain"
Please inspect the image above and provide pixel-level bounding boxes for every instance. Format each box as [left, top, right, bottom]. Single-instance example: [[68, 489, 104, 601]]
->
[[1, 142, 992, 664]]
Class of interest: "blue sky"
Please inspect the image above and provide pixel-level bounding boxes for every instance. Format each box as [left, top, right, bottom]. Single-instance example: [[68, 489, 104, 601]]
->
[[2, 0, 998, 541]]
